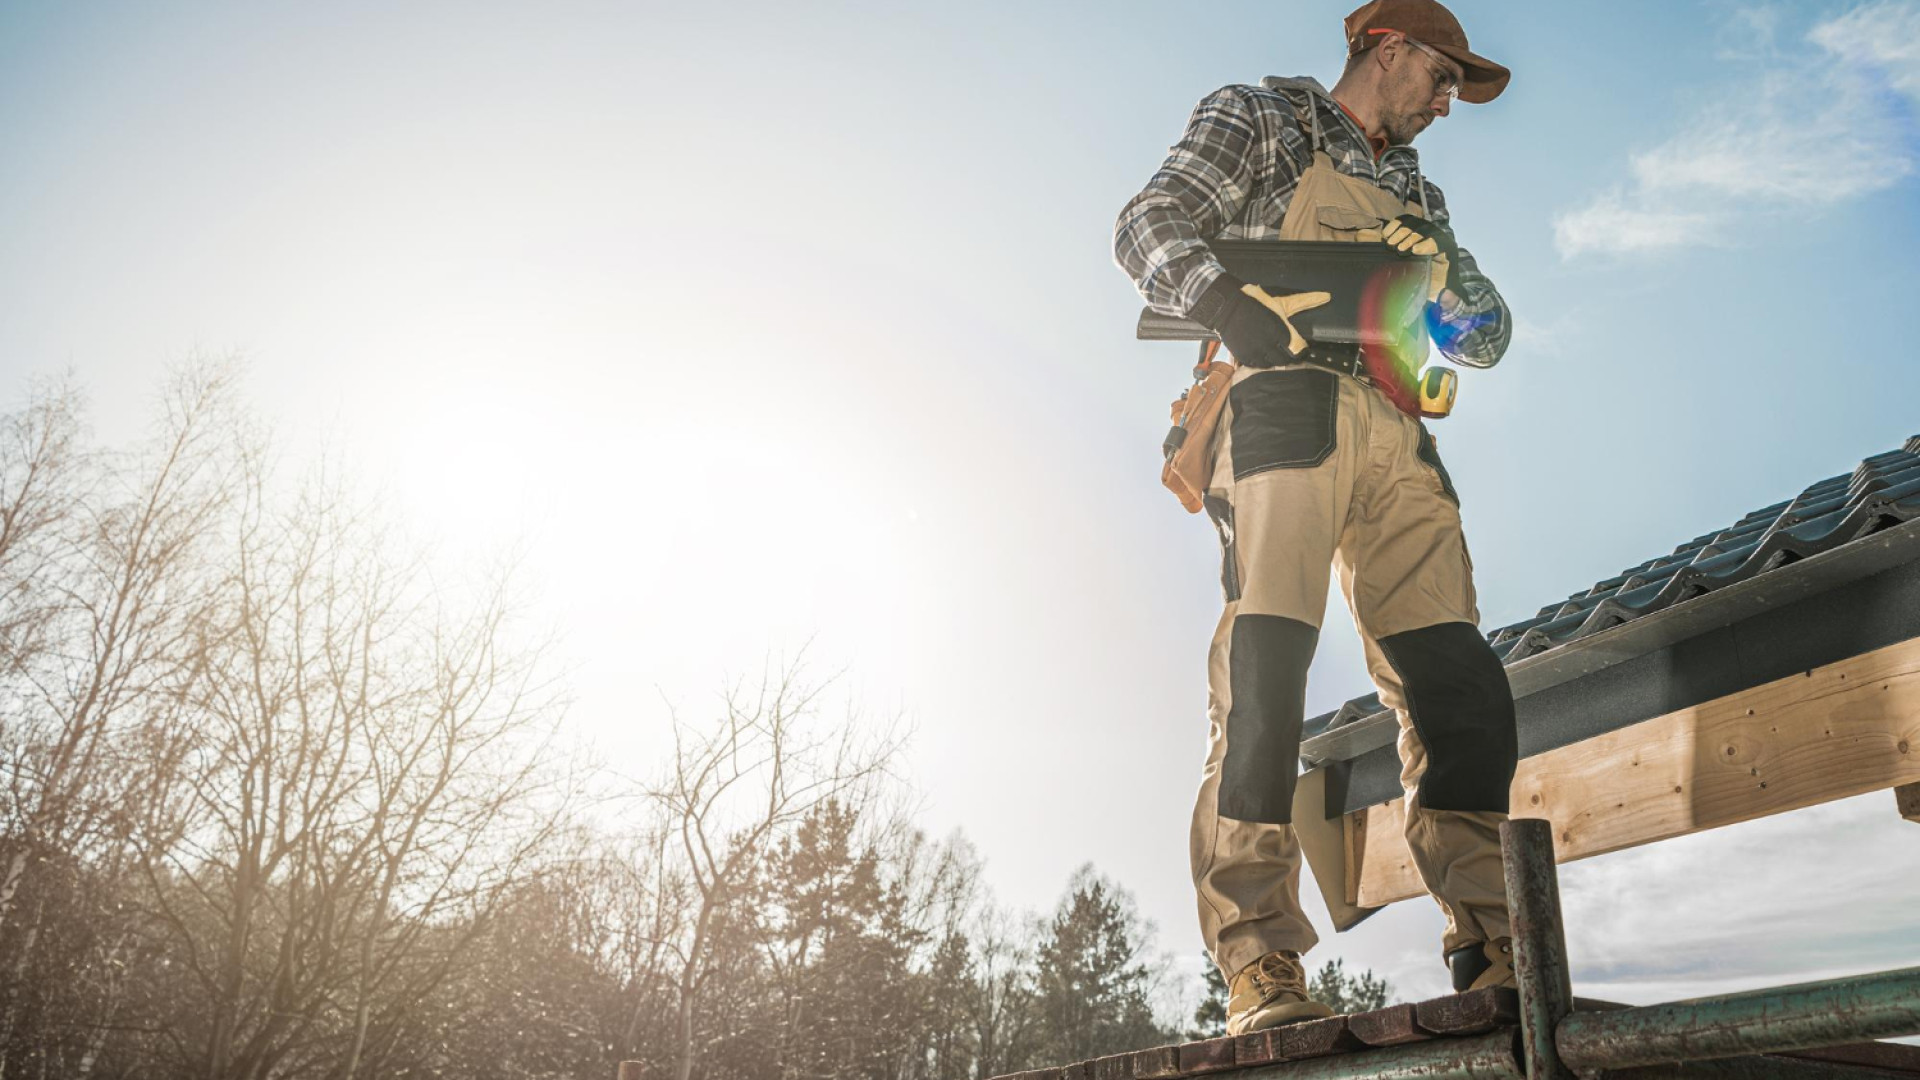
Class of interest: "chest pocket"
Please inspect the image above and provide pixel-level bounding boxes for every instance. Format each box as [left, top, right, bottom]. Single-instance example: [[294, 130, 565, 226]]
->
[[1315, 205, 1391, 244]]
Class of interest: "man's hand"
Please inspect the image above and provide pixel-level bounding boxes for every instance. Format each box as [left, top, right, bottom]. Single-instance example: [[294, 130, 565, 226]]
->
[[1382, 214, 1465, 301], [1191, 273, 1332, 368]]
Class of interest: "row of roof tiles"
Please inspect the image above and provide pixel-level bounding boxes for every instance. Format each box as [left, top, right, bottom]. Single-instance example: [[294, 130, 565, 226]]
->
[[1487, 435, 1920, 663], [1308, 434, 1920, 736]]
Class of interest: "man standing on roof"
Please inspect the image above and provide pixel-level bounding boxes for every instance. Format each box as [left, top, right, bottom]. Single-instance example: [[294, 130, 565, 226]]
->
[[1112, 0, 1520, 1034]]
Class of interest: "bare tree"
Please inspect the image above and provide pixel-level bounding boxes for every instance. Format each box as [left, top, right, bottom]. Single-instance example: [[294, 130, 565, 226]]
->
[[0, 378, 87, 1015], [608, 822, 690, 1063], [136, 447, 570, 1080], [0, 364, 234, 929], [966, 906, 1039, 1080], [0, 364, 238, 1073], [641, 660, 898, 1080], [0, 363, 1212, 1080], [0, 376, 84, 683]]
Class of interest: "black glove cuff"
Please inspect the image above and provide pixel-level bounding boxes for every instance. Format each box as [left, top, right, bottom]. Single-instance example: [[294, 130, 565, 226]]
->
[[1190, 272, 1246, 331]]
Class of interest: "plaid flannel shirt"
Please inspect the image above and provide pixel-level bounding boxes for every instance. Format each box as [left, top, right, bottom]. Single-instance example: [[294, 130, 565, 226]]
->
[[1113, 76, 1511, 369]]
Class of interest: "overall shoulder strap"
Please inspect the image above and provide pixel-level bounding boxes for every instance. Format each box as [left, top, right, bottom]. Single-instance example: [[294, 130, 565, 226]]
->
[[1298, 90, 1326, 152]]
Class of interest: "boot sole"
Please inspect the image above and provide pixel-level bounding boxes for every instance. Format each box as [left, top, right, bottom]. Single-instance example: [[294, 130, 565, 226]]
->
[[1227, 999, 1337, 1034], [1466, 972, 1518, 992]]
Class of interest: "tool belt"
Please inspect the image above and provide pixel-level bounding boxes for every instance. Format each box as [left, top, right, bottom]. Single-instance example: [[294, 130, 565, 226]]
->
[[1161, 343, 1372, 515], [1162, 342, 1451, 515], [1162, 343, 1372, 515]]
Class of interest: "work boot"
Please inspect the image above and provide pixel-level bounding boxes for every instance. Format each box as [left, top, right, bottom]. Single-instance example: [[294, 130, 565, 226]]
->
[[1225, 951, 1335, 1033], [1446, 937, 1516, 992]]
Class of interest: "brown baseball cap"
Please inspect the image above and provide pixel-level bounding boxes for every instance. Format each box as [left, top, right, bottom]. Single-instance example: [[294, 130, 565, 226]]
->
[[1344, 0, 1510, 104]]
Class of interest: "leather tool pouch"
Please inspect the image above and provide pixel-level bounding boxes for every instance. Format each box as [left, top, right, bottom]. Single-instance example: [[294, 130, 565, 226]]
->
[[1162, 358, 1236, 513]]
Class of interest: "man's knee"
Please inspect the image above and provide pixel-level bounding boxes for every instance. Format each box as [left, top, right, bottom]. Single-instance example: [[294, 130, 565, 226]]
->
[[1219, 614, 1318, 824], [1378, 622, 1516, 813]]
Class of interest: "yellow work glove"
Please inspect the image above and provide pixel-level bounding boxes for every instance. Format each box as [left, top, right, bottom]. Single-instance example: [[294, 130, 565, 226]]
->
[[1382, 215, 1446, 256], [1382, 214, 1464, 303], [1239, 284, 1332, 358], [1190, 273, 1332, 368]]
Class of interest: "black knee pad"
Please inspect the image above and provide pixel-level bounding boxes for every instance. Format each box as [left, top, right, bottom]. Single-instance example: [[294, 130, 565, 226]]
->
[[1219, 614, 1318, 824], [1377, 622, 1517, 813]]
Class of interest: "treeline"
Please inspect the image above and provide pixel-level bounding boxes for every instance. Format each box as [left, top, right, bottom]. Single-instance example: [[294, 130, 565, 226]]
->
[[0, 366, 1385, 1080]]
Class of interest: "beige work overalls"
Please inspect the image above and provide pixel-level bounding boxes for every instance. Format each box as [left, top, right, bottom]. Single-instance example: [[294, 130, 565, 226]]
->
[[1190, 94, 1517, 977]]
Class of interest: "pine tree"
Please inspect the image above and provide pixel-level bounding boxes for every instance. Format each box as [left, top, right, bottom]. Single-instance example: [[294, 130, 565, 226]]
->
[[1187, 955, 1227, 1039], [922, 931, 977, 1080], [1028, 868, 1170, 1063], [760, 800, 921, 1080], [1308, 958, 1391, 1015]]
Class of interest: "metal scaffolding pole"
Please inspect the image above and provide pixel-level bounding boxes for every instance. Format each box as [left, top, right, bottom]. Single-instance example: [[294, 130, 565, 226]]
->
[[1556, 967, 1920, 1072], [1595, 1054, 1919, 1080], [1501, 818, 1574, 1080]]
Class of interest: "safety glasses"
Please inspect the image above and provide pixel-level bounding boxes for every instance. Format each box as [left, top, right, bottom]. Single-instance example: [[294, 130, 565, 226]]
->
[[1402, 37, 1462, 102], [1366, 28, 1462, 102]]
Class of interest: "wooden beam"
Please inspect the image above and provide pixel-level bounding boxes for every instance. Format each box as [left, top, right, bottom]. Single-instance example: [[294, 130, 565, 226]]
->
[[1898, 781, 1920, 823], [1350, 634, 1920, 908]]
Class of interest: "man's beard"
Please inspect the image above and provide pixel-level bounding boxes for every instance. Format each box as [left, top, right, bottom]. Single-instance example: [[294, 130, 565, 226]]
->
[[1381, 109, 1429, 147]]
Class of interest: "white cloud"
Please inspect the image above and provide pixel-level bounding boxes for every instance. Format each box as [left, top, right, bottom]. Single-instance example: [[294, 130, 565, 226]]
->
[[1629, 77, 1910, 203], [1548, 792, 1920, 1009], [1301, 790, 1920, 1008], [1554, 2, 1920, 259], [1553, 193, 1719, 258], [1713, 3, 1783, 60], [1505, 310, 1583, 359], [1811, 1, 1920, 96]]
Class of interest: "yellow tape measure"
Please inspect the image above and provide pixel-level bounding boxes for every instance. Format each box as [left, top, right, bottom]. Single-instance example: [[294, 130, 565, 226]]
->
[[1418, 366, 1458, 419]]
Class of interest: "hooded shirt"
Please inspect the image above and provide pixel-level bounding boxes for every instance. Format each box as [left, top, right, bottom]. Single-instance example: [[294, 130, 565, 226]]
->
[[1113, 76, 1511, 369]]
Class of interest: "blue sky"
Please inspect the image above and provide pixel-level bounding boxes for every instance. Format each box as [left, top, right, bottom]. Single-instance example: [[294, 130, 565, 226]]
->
[[3, 0, 1918, 1009]]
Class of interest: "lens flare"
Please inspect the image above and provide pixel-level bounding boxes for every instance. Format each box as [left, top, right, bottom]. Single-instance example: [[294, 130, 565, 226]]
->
[[1357, 261, 1433, 411]]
